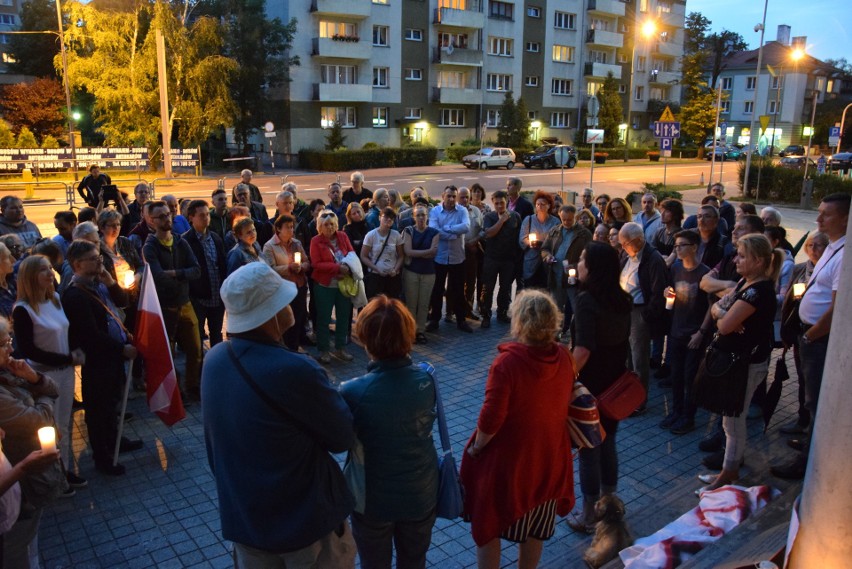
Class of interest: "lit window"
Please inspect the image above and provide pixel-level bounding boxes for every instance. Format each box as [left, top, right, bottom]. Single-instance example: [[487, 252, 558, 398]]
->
[[319, 21, 357, 39], [372, 107, 388, 127], [552, 45, 574, 63], [321, 107, 356, 128]]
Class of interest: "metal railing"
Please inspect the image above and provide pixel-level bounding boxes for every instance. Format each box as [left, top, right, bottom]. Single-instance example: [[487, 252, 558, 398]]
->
[[0, 181, 73, 209]]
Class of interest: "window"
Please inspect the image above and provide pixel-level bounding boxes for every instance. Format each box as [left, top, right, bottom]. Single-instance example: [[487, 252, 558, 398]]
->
[[372, 25, 389, 46], [636, 56, 646, 72], [771, 76, 782, 89], [816, 77, 825, 91], [486, 73, 512, 91], [404, 68, 422, 80], [373, 67, 389, 87], [321, 64, 357, 84], [404, 28, 423, 41], [439, 0, 467, 8], [617, 52, 628, 63], [489, 1, 513, 20], [528, 111, 538, 120], [554, 11, 576, 30], [550, 112, 570, 127], [746, 76, 756, 90], [589, 18, 610, 31], [321, 107, 356, 128], [551, 78, 573, 96], [404, 107, 422, 119], [488, 37, 513, 56], [634, 86, 644, 101], [319, 21, 357, 38], [372, 107, 388, 127], [439, 109, 465, 126], [438, 70, 466, 88], [486, 110, 501, 127], [0, 34, 9, 45], [0, 0, 12, 6], [552, 45, 574, 63], [588, 50, 608, 64], [639, 0, 649, 12], [720, 100, 731, 113], [649, 87, 667, 100], [618, 84, 626, 93], [527, 6, 541, 17], [721, 77, 732, 90], [439, 32, 468, 49], [526, 41, 540, 53], [0, 14, 15, 24], [586, 81, 603, 96], [372, 0, 388, 3], [656, 1, 671, 13], [1, 52, 15, 63], [659, 31, 669, 42], [744, 101, 754, 114], [769, 100, 779, 114], [525, 76, 539, 87]]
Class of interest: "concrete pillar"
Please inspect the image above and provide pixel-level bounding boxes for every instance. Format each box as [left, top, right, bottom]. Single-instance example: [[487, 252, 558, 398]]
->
[[788, 209, 852, 566]]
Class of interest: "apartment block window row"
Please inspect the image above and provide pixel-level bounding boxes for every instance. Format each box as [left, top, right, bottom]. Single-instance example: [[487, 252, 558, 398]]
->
[[372, 107, 388, 128], [321, 107, 356, 129], [487, 73, 513, 92], [440, 109, 465, 127], [404, 28, 423, 41], [489, 37, 513, 57], [554, 11, 576, 30], [550, 112, 570, 128], [373, 25, 389, 46], [321, 64, 357, 85], [552, 45, 574, 63], [489, 1, 513, 20], [552, 78, 573, 96]]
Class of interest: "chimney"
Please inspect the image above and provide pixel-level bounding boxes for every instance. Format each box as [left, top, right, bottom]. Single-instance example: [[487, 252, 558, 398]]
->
[[791, 36, 807, 49], [776, 25, 791, 46]]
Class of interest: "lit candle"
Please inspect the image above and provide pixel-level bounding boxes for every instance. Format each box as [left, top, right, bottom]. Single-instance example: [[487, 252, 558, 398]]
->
[[793, 283, 806, 299], [294, 252, 302, 264], [665, 286, 676, 310], [122, 270, 135, 289], [529, 233, 537, 245], [38, 426, 56, 453], [568, 268, 576, 278]]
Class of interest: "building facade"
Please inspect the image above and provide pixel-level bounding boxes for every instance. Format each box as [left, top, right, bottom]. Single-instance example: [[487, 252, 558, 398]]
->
[[261, 0, 684, 155]]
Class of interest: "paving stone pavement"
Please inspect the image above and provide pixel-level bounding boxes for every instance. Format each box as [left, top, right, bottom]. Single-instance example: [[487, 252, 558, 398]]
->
[[39, 318, 804, 568]]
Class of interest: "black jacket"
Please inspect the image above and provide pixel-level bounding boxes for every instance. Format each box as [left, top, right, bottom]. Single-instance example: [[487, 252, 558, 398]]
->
[[622, 245, 669, 335], [142, 233, 201, 308], [62, 279, 129, 372], [182, 230, 227, 302]]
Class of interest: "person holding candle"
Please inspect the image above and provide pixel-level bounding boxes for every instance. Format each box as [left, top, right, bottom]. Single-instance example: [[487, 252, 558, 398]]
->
[[98, 210, 143, 317], [540, 205, 592, 326], [262, 215, 310, 352], [519, 191, 559, 290], [13, 255, 87, 491], [339, 296, 439, 568]]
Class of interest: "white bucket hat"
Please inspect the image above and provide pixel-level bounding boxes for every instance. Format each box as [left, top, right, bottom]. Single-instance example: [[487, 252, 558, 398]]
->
[[220, 263, 297, 334]]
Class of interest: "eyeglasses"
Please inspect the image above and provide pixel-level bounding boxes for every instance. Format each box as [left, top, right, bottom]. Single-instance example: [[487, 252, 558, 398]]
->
[[319, 212, 336, 219], [82, 254, 104, 263]]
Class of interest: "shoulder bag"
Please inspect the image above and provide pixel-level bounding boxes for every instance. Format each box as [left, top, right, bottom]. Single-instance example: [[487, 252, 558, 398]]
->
[[596, 369, 646, 421], [691, 333, 753, 417], [567, 381, 606, 449]]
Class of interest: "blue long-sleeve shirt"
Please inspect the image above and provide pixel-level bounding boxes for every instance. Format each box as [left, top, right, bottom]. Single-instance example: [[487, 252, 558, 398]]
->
[[428, 204, 469, 265]]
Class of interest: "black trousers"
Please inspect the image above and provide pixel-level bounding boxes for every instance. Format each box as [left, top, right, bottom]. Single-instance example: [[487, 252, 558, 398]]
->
[[479, 257, 515, 318], [192, 300, 226, 346], [283, 285, 309, 351], [429, 262, 465, 323], [82, 360, 124, 464]]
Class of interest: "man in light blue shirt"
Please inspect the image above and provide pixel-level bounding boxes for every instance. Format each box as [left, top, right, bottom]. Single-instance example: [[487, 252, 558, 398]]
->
[[633, 193, 662, 243], [427, 186, 472, 333]]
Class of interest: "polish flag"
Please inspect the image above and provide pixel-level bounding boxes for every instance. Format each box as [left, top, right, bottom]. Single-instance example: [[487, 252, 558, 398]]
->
[[135, 266, 185, 426]]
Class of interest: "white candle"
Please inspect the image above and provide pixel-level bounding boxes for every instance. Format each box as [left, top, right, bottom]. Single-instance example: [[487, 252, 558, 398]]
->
[[665, 286, 676, 310], [568, 268, 577, 279], [793, 283, 806, 299], [529, 233, 537, 244], [122, 270, 135, 288], [38, 426, 56, 453], [294, 252, 302, 264]]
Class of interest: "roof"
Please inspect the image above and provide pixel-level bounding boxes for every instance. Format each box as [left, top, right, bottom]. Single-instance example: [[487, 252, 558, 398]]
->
[[717, 41, 842, 76]]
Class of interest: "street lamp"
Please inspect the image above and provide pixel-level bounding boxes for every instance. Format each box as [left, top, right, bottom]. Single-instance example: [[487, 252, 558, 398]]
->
[[54, 0, 78, 181], [742, 0, 768, 195], [624, 20, 656, 162]]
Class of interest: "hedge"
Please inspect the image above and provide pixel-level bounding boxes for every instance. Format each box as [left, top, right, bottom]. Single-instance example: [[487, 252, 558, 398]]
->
[[738, 162, 852, 202], [298, 147, 438, 171]]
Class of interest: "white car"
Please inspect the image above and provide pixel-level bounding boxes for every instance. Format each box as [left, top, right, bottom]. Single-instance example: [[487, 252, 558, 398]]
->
[[461, 147, 516, 170]]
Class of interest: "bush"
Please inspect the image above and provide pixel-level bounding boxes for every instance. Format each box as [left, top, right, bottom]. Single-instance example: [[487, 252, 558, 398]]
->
[[298, 147, 438, 171], [738, 161, 852, 202], [626, 183, 683, 205], [361, 142, 381, 149]]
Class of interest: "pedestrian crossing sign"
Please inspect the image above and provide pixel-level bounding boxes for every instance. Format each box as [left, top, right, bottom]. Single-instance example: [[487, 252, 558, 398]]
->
[[659, 106, 676, 122]]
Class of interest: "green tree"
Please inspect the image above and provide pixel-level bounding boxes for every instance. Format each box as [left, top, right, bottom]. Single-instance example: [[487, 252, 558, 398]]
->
[[16, 126, 38, 148], [7, 0, 59, 78], [514, 97, 530, 147], [681, 12, 711, 98], [680, 87, 718, 146], [706, 31, 748, 89], [597, 72, 622, 147], [41, 134, 60, 148], [496, 91, 518, 147], [324, 121, 345, 151], [0, 78, 66, 142], [0, 122, 14, 147]]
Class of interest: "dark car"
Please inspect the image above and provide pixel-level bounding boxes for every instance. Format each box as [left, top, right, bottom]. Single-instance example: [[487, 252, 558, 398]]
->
[[522, 145, 578, 169], [828, 152, 852, 171], [779, 145, 806, 157], [778, 156, 816, 170], [704, 145, 745, 161]]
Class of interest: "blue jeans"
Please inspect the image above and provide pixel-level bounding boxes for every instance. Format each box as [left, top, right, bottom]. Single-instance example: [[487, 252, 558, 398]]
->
[[351, 510, 436, 569], [667, 335, 702, 419], [578, 416, 619, 497]]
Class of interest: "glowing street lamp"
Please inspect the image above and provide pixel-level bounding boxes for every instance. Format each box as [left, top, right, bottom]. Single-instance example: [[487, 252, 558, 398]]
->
[[624, 20, 657, 162]]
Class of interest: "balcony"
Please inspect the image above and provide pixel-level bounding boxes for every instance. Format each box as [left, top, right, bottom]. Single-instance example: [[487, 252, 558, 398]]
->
[[312, 83, 372, 102], [311, 37, 372, 60], [433, 6, 485, 29], [584, 62, 622, 80], [585, 28, 623, 49], [310, 0, 371, 18], [651, 41, 679, 57], [587, 0, 625, 17], [648, 70, 679, 85], [431, 86, 483, 105], [432, 46, 483, 66]]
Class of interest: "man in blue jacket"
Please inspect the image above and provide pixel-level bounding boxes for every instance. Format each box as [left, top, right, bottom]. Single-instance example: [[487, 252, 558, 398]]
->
[[203, 263, 356, 567]]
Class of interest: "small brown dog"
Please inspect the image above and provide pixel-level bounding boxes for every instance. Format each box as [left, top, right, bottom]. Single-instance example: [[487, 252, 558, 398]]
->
[[583, 495, 634, 568]]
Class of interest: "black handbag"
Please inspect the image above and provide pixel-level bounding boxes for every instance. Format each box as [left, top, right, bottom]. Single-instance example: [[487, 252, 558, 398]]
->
[[692, 335, 752, 417]]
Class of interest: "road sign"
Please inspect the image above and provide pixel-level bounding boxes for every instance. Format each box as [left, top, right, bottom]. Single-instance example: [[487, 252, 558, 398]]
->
[[720, 122, 727, 142], [830, 126, 841, 147], [587, 96, 600, 118], [586, 129, 604, 144], [759, 115, 770, 132], [264, 121, 275, 132], [654, 122, 681, 138], [586, 116, 599, 127], [553, 146, 570, 166], [660, 138, 673, 151], [264, 132, 277, 138], [659, 106, 676, 122]]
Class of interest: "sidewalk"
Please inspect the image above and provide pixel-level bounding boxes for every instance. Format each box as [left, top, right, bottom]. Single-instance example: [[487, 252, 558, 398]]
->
[[38, 317, 804, 568]]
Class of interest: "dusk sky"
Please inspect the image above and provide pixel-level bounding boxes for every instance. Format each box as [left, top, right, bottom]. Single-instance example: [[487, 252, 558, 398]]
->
[[684, 0, 849, 63]]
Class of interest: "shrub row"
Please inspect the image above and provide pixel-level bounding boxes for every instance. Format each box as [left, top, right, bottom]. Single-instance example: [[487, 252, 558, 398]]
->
[[298, 147, 438, 171], [738, 162, 852, 202]]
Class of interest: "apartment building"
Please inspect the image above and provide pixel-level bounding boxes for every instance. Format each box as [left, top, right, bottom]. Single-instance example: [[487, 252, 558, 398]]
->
[[263, 0, 685, 155], [710, 25, 844, 151], [0, 0, 20, 75]]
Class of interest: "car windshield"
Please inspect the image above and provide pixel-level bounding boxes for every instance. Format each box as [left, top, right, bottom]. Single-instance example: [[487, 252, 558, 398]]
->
[[477, 148, 494, 156], [533, 146, 551, 153]]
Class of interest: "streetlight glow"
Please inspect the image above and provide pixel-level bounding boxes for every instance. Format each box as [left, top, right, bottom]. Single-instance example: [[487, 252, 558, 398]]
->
[[791, 48, 805, 61], [641, 21, 657, 39]]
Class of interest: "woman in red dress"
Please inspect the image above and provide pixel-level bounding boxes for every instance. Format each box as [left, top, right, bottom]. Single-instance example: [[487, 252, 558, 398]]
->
[[460, 289, 575, 569]]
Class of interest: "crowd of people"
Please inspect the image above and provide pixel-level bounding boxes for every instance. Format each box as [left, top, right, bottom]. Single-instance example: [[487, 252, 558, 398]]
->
[[0, 163, 846, 568]]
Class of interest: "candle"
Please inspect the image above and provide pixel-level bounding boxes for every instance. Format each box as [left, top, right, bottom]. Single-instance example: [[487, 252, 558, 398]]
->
[[665, 286, 676, 310], [294, 252, 302, 264], [568, 268, 577, 278], [529, 233, 537, 245], [38, 426, 56, 453], [793, 283, 806, 299], [122, 270, 135, 289]]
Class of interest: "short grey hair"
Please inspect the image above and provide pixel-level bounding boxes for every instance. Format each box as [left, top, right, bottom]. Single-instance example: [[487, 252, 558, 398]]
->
[[583, 188, 594, 196], [72, 221, 99, 239], [281, 182, 297, 194], [241, 169, 253, 178], [234, 184, 251, 195], [374, 188, 389, 201], [350, 171, 364, 183], [760, 206, 782, 226], [97, 209, 122, 228], [508, 177, 522, 188], [642, 193, 657, 203], [619, 222, 645, 243], [276, 190, 294, 202]]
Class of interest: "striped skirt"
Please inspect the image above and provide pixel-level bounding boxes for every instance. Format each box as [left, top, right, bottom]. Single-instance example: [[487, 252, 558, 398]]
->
[[500, 500, 558, 543]]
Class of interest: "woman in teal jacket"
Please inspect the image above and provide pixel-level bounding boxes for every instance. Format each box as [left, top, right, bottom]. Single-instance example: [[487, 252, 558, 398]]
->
[[340, 295, 438, 569]]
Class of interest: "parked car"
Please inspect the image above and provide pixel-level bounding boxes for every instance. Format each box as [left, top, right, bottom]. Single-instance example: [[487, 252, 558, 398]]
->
[[779, 145, 806, 157], [461, 147, 516, 169], [778, 156, 816, 170], [705, 145, 745, 161], [828, 152, 852, 171], [522, 145, 578, 169]]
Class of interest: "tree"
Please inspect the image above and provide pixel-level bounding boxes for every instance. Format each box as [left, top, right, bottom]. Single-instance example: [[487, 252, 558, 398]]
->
[[41, 134, 60, 148], [680, 86, 718, 146], [514, 97, 530, 147], [706, 31, 748, 89], [0, 122, 14, 148], [7, 0, 59, 78], [597, 72, 623, 147], [681, 12, 711, 97], [824, 58, 852, 75], [496, 91, 518, 147], [0, 78, 66, 143], [324, 121, 345, 151], [16, 126, 38, 148]]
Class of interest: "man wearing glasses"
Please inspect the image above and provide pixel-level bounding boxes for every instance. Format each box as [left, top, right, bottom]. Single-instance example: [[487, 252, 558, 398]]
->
[[142, 201, 203, 401], [121, 183, 150, 235], [695, 205, 728, 270]]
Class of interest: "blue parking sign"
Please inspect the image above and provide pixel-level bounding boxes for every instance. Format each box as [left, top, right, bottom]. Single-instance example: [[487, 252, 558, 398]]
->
[[661, 138, 673, 151]]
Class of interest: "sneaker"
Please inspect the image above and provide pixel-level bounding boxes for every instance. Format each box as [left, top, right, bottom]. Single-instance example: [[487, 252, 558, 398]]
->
[[60, 487, 76, 498], [659, 412, 679, 430], [779, 420, 809, 435], [95, 460, 126, 476], [119, 437, 144, 453], [771, 454, 807, 480], [671, 416, 696, 435], [333, 350, 354, 361], [318, 352, 332, 364], [698, 430, 725, 452], [66, 472, 88, 489]]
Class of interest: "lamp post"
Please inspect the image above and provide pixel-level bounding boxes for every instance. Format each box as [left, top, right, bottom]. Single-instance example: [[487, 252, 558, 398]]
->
[[54, 0, 78, 181], [624, 20, 656, 162], [741, 0, 769, 196]]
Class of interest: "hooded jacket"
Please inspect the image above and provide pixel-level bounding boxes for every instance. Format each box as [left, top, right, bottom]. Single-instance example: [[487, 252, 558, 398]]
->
[[0, 216, 42, 250]]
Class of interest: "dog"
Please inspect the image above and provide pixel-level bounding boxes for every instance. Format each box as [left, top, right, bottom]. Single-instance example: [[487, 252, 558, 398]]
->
[[583, 494, 634, 568]]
